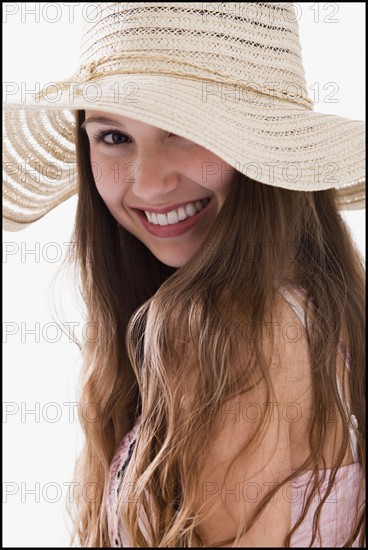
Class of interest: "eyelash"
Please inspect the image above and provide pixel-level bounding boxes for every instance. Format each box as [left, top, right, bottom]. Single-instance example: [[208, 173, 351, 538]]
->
[[92, 129, 181, 146], [93, 130, 131, 146]]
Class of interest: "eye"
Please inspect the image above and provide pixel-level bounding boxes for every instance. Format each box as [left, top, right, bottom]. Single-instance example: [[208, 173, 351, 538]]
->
[[93, 130, 130, 145], [91, 129, 186, 147]]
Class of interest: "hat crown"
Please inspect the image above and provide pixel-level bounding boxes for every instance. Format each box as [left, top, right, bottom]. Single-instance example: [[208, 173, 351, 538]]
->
[[78, 2, 312, 108]]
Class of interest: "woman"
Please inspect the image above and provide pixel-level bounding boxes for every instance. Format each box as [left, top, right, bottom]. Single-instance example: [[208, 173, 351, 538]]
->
[[3, 3, 365, 547]]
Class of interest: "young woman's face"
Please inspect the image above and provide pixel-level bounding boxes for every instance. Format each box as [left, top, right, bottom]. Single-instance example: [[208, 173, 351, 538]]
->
[[83, 110, 237, 268]]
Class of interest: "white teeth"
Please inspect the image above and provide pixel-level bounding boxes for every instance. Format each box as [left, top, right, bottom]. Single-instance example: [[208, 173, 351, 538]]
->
[[144, 198, 210, 226], [167, 209, 179, 224], [185, 203, 197, 217], [157, 213, 168, 225], [177, 206, 187, 221]]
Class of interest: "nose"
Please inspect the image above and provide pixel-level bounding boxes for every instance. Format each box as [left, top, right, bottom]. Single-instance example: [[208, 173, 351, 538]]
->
[[131, 143, 180, 203]]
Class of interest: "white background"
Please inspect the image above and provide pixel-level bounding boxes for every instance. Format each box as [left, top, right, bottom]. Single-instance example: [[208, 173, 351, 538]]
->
[[3, 3, 365, 547]]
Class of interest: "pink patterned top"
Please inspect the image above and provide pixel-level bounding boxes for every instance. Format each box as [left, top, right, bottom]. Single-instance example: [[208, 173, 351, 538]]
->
[[106, 287, 365, 547]]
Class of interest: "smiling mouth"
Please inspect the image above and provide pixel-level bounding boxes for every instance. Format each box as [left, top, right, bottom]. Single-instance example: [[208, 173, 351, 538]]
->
[[133, 196, 213, 239], [138, 197, 211, 226]]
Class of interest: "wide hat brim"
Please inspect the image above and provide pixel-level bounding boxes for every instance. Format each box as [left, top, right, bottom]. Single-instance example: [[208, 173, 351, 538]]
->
[[3, 73, 365, 231]]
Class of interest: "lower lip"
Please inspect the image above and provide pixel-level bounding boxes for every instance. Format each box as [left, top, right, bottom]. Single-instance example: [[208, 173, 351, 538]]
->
[[133, 199, 213, 238]]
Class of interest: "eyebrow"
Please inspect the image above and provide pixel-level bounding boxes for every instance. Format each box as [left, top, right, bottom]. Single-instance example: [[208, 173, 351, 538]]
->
[[80, 116, 126, 130]]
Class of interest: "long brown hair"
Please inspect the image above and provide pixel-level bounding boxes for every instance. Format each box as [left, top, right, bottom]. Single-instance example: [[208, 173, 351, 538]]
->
[[63, 109, 365, 546]]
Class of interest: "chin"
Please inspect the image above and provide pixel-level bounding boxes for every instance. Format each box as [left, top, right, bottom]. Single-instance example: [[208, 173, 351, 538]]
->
[[152, 249, 193, 269], [156, 256, 187, 269]]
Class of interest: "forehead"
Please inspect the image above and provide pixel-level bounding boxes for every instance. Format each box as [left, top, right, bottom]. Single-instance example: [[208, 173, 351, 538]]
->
[[84, 110, 159, 132]]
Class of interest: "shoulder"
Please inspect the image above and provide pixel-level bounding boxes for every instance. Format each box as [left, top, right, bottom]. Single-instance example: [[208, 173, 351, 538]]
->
[[234, 286, 314, 436], [193, 288, 314, 545], [268, 287, 312, 389], [229, 286, 312, 400]]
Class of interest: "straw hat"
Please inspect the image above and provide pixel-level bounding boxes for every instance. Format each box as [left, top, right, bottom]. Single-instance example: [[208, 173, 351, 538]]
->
[[3, 2, 365, 231]]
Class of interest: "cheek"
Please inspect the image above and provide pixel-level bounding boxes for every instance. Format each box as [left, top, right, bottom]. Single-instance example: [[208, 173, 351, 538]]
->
[[199, 153, 236, 193], [90, 152, 131, 201]]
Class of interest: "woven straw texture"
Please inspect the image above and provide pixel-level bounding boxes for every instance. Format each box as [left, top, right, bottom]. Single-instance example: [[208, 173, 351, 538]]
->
[[3, 2, 365, 231]]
